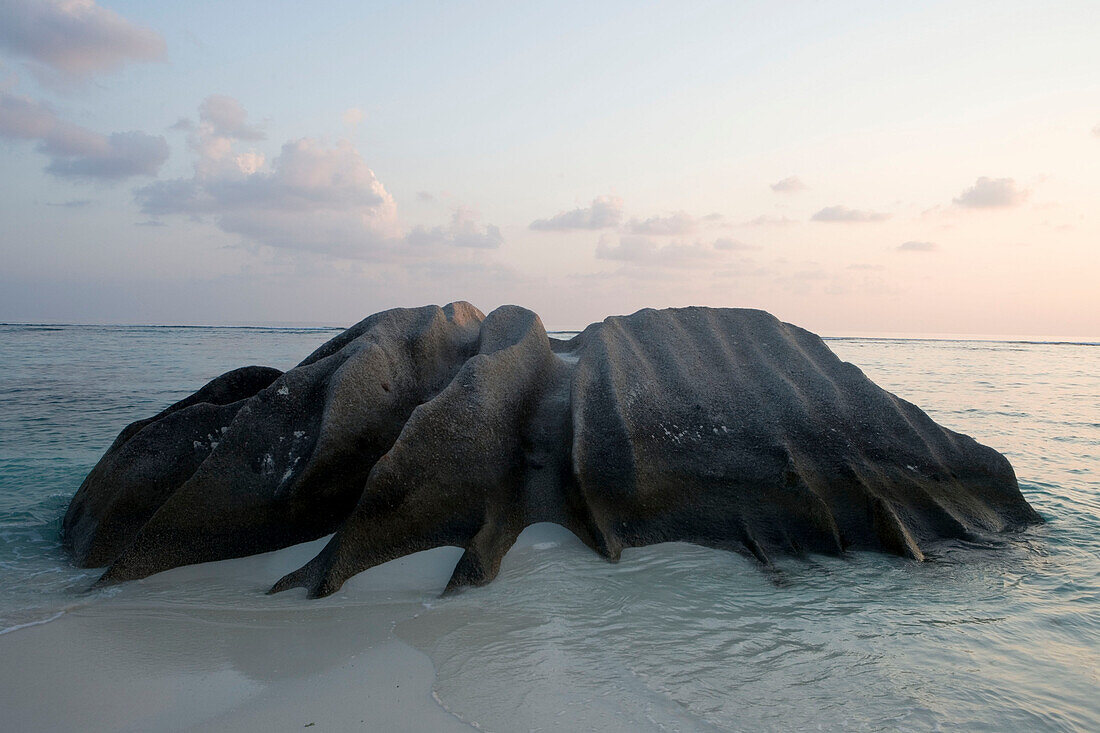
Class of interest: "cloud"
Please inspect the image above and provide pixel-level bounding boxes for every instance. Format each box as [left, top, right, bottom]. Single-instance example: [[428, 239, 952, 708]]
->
[[770, 176, 807, 193], [416, 191, 435, 203], [175, 95, 266, 176], [0, 0, 164, 80], [198, 95, 264, 141], [137, 96, 501, 260], [595, 235, 739, 268], [0, 88, 55, 136], [626, 211, 697, 236], [529, 195, 623, 231], [952, 177, 1029, 208], [713, 237, 754, 250], [897, 240, 937, 252], [342, 107, 364, 128], [744, 214, 797, 226], [138, 136, 401, 257], [45, 198, 90, 207], [44, 130, 170, 178], [811, 205, 891, 223], [407, 207, 502, 249], [0, 88, 168, 178], [1093, 122, 1100, 138]]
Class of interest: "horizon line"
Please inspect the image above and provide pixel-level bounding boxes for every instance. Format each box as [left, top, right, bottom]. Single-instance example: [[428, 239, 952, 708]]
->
[[2, 321, 1097, 347]]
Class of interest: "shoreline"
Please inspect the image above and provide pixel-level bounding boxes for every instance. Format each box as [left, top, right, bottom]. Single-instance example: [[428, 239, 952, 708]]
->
[[0, 537, 476, 732]]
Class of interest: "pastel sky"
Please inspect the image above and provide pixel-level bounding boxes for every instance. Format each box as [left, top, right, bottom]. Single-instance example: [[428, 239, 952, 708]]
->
[[1, 0, 1097, 336]]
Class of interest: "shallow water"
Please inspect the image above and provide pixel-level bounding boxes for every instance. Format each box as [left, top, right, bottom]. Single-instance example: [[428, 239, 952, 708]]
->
[[0, 324, 1097, 731]]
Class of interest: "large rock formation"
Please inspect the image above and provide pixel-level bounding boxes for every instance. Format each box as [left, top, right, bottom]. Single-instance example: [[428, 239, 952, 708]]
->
[[63, 303, 1041, 597]]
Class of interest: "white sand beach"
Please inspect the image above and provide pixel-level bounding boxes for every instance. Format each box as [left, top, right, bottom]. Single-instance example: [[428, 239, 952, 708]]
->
[[0, 536, 476, 732]]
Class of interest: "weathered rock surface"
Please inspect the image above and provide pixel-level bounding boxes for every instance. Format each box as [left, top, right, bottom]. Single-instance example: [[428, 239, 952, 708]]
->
[[63, 303, 1041, 596]]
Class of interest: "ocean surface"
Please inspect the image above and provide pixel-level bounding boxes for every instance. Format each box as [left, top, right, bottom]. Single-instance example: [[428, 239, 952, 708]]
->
[[0, 323, 1097, 731]]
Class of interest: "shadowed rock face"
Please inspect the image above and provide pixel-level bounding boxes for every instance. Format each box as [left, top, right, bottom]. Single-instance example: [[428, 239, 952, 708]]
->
[[63, 303, 1041, 596]]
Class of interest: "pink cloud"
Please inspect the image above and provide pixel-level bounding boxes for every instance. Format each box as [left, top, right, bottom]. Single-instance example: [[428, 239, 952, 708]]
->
[[0, 88, 168, 178], [627, 211, 698, 236], [770, 176, 807, 193], [953, 177, 1029, 208], [596, 235, 741, 268], [138, 96, 503, 259], [811, 206, 891, 223], [0, 0, 164, 80], [530, 195, 623, 231]]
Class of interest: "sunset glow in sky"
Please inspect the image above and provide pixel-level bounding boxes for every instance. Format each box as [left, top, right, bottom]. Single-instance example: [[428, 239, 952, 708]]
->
[[1, 0, 1097, 336]]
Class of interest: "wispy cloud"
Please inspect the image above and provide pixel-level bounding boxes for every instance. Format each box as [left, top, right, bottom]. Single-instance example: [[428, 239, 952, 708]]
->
[[626, 211, 697, 236], [529, 195, 623, 231], [1092, 122, 1100, 138], [744, 214, 797, 226], [341, 107, 364, 129], [596, 235, 739, 268], [770, 176, 807, 193], [0, 88, 168, 178], [407, 207, 502, 249], [714, 237, 754, 251], [953, 177, 1029, 208], [811, 205, 891, 223], [897, 240, 936, 252], [0, 0, 164, 81]]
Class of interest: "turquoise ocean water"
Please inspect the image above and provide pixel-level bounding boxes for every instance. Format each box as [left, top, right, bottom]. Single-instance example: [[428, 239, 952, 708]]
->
[[0, 323, 1096, 730]]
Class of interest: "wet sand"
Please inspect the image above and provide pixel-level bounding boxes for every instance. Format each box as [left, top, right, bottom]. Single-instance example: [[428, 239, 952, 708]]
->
[[0, 538, 474, 732]]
